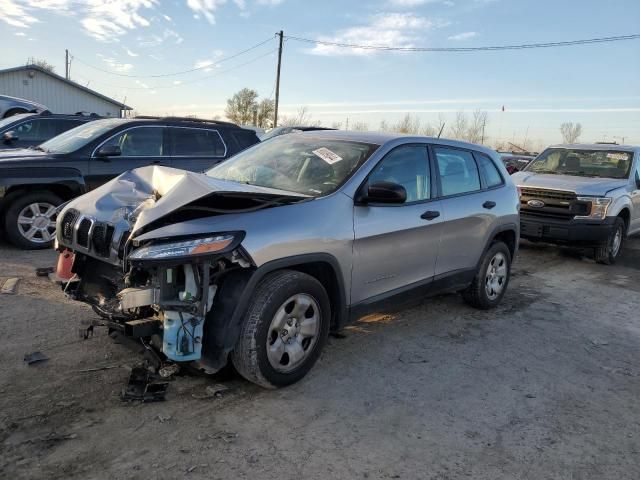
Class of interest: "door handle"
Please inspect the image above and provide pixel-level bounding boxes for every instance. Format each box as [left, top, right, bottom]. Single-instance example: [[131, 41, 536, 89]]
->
[[483, 201, 496, 209], [420, 210, 440, 221]]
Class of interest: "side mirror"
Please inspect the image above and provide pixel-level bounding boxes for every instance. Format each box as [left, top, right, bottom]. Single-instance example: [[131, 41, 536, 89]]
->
[[95, 145, 121, 158], [2, 131, 18, 145], [359, 181, 407, 204], [635, 171, 640, 189]]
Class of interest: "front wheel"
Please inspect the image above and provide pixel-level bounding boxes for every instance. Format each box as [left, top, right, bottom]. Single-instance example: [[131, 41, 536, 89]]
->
[[463, 241, 511, 309], [594, 217, 625, 265], [4, 191, 62, 249], [231, 270, 331, 388]]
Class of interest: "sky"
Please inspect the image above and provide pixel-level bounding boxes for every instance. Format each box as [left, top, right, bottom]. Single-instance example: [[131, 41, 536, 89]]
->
[[1, 0, 639, 150]]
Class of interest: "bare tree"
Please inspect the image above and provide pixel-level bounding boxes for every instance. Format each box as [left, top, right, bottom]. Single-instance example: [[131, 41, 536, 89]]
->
[[330, 121, 343, 129], [27, 57, 55, 72], [379, 120, 390, 131], [449, 111, 469, 140], [225, 88, 259, 125], [351, 121, 369, 131], [393, 113, 422, 134], [467, 109, 488, 144], [560, 122, 583, 143], [256, 99, 274, 129], [280, 106, 321, 127]]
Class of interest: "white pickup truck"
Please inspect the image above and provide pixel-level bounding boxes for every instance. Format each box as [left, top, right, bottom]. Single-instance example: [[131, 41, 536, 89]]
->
[[512, 143, 640, 264]]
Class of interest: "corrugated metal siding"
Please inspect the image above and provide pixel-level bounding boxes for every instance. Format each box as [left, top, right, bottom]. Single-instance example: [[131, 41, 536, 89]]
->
[[0, 69, 124, 117]]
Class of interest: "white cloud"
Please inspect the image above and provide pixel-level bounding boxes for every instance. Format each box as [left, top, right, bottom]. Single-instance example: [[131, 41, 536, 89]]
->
[[101, 57, 134, 72], [389, 0, 438, 5], [448, 31, 477, 41], [186, 0, 226, 24], [82, 0, 158, 41], [257, 0, 284, 5], [123, 46, 139, 56], [14, 31, 27, 36], [309, 13, 449, 56], [0, 0, 39, 28], [173, 80, 182, 85], [162, 13, 172, 21]]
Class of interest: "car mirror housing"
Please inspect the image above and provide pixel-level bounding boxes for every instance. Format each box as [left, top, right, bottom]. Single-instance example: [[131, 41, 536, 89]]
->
[[2, 130, 18, 145], [635, 171, 640, 189], [96, 145, 122, 158], [359, 181, 407, 204]]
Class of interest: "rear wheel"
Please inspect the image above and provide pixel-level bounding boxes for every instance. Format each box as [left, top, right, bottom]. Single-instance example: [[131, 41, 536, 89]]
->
[[231, 270, 330, 388], [3, 108, 28, 118], [4, 191, 62, 249], [594, 217, 625, 265], [463, 241, 511, 309]]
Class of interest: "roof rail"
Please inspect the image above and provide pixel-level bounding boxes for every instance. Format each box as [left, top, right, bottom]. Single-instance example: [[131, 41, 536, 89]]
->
[[134, 115, 238, 127], [594, 141, 619, 145]]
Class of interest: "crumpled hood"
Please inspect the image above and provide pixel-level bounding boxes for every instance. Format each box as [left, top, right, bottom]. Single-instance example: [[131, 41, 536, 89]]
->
[[512, 171, 628, 196], [60, 165, 309, 236], [0, 148, 53, 164]]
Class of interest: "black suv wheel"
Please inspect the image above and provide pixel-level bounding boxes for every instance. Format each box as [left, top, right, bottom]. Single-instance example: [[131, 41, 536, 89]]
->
[[4, 191, 62, 249], [231, 270, 330, 388]]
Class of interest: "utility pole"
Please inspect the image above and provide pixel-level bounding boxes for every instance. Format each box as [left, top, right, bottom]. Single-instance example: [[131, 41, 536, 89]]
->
[[273, 31, 284, 128], [65, 49, 69, 80]]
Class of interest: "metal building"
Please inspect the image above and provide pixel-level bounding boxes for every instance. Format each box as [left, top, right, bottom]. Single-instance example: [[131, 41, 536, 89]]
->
[[0, 65, 131, 117]]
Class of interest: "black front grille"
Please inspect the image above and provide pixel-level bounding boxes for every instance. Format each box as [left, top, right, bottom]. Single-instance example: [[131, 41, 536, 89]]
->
[[61, 209, 79, 241], [92, 222, 115, 257], [118, 231, 131, 259], [77, 218, 92, 248], [520, 187, 579, 219]]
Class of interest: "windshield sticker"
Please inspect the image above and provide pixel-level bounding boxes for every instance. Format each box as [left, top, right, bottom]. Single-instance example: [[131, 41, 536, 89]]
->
[[313, 147, 343, 165], [606, 153, 629, 161]]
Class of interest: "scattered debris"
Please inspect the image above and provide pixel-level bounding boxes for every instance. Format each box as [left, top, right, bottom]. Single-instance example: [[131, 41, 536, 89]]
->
[[159, 363, 180, 378], [590, 339, 609, 347], [398, 352, 428, 364], [75, 364, 120, 373], [525, 393, 536, 398], [35, 266, 55, 277], [198, 431, 238, 443], [121, 366, 169, 402], [192, 383, 230, 400], [24, 351, 48, 365], [157, 414, 172, 423], [186, 464, 208, 473], [330, 331, 348, 339], [1, 277, 20, 294]]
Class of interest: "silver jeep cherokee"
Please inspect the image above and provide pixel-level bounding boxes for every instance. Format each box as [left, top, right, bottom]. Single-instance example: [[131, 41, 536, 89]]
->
[[513, 144, 640, 264], [56, 131, 519, 388]]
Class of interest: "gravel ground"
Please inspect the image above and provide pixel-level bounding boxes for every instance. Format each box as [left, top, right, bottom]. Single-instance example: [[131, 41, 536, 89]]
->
[[0, 235, 639, 479]]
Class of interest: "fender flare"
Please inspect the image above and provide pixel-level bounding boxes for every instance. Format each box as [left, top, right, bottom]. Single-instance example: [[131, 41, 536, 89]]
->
[[476, 222, 519, 270], [201, 253, 348, 371], [0, 167, 86, 198]]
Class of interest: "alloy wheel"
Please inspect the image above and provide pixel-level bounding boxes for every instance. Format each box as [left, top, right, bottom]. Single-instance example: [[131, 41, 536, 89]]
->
[[17, 202, 57, 244], [485, 252, 507, 300]]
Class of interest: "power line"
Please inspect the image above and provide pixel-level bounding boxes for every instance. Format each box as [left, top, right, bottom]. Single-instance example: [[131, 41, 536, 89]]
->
[[284, 33, 640, 52], [72, 36, 275, 78], [74, 49, 278, 91]]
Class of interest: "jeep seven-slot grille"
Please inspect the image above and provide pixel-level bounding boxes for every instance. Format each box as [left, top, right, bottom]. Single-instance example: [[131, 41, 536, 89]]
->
[[76, 218, 92, 248], [61, 209, 79, 241], [92, 222, 115, 257]]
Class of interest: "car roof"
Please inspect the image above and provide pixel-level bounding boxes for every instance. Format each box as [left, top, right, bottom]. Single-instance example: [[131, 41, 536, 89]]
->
[[4, 112, 99, 121], [547, 143, 639, 153], [297, 130, 499, 156]]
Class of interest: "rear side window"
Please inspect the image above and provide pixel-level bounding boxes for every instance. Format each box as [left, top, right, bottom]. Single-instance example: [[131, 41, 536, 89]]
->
[[15, 119, 58, 141], [435, 147, 481, 196], [476, 153, 504, 188], [170, 128, 226, 157], [53, 119, 84, 135], [231, 130, 260, 150]]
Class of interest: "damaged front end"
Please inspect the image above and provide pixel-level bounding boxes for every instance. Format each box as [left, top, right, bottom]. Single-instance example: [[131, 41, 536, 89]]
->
[[56, 166, 306, 369]]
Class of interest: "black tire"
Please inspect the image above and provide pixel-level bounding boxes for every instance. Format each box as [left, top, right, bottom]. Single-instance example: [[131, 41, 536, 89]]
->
[[594, 217, 625, 265], [4, 191, 62, 249], [463, 241, 512, 309], [231, 270, 331, 389]]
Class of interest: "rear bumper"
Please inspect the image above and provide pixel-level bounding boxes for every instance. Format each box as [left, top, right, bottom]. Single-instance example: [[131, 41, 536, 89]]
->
[[520, 214, 615, 245]]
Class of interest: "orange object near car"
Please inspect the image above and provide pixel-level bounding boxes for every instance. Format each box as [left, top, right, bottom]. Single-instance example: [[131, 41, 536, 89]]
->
[[56, 250, 75, 280]]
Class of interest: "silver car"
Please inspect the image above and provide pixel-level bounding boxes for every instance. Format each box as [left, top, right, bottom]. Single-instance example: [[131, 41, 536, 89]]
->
[[0, 94, 47, 118], [56, 132, 519, 388]]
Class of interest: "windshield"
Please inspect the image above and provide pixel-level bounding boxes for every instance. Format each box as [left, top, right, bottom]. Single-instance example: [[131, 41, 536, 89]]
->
[[260, 127, 297, 141], [39, 118, 126, 154], [0, 114, 32, 132], [207, 135, 379, 196], [525, 148, 633, 179]]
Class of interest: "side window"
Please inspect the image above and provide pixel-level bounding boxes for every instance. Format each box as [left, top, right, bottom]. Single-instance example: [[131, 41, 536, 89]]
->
[[435, 147, 481, 196], [101, 127, 163, 156], [231, 130, 259, 151], [170, 128, 226, 157], [53, 119, 84, 136], [476, 153, 504, 188], [368, 145, 430, 202]]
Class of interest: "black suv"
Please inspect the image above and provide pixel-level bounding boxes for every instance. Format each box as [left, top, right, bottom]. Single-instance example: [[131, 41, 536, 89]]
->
[[0, 116, 260, 249], [0, 112, 100, 149]]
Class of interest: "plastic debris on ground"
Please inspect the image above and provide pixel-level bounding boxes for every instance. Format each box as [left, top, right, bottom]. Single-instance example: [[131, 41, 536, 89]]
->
[[24, 351, 49, 365], [1, 277, 20, 294], [121, 366, 169, 402]]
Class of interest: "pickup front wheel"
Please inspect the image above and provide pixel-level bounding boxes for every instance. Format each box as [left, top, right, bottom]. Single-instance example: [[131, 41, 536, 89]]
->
[[4, 191, 62, 249], [594, 217, 625, 265], [231, 270, 330, 388]]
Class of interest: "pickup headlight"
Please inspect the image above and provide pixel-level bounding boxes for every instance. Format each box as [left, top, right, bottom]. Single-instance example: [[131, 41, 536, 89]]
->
[[575, 197, 611, 220], [129, 234, 237, 261]]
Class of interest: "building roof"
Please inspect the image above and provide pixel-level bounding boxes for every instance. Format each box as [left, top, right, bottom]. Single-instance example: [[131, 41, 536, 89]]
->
[[0, 65, 132, 110]]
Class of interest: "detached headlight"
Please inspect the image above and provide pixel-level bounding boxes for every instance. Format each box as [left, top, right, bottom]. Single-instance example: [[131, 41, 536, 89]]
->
[[575, 197, 611, 220], [129, 234, 237, 261]]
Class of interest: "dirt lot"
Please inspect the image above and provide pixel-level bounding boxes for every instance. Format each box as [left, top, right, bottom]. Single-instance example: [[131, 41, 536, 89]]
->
[[0, 236, 639, 480]]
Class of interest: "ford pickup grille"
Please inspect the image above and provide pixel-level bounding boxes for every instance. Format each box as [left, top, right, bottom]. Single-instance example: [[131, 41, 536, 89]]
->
[[520, 187, 583, 219]]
